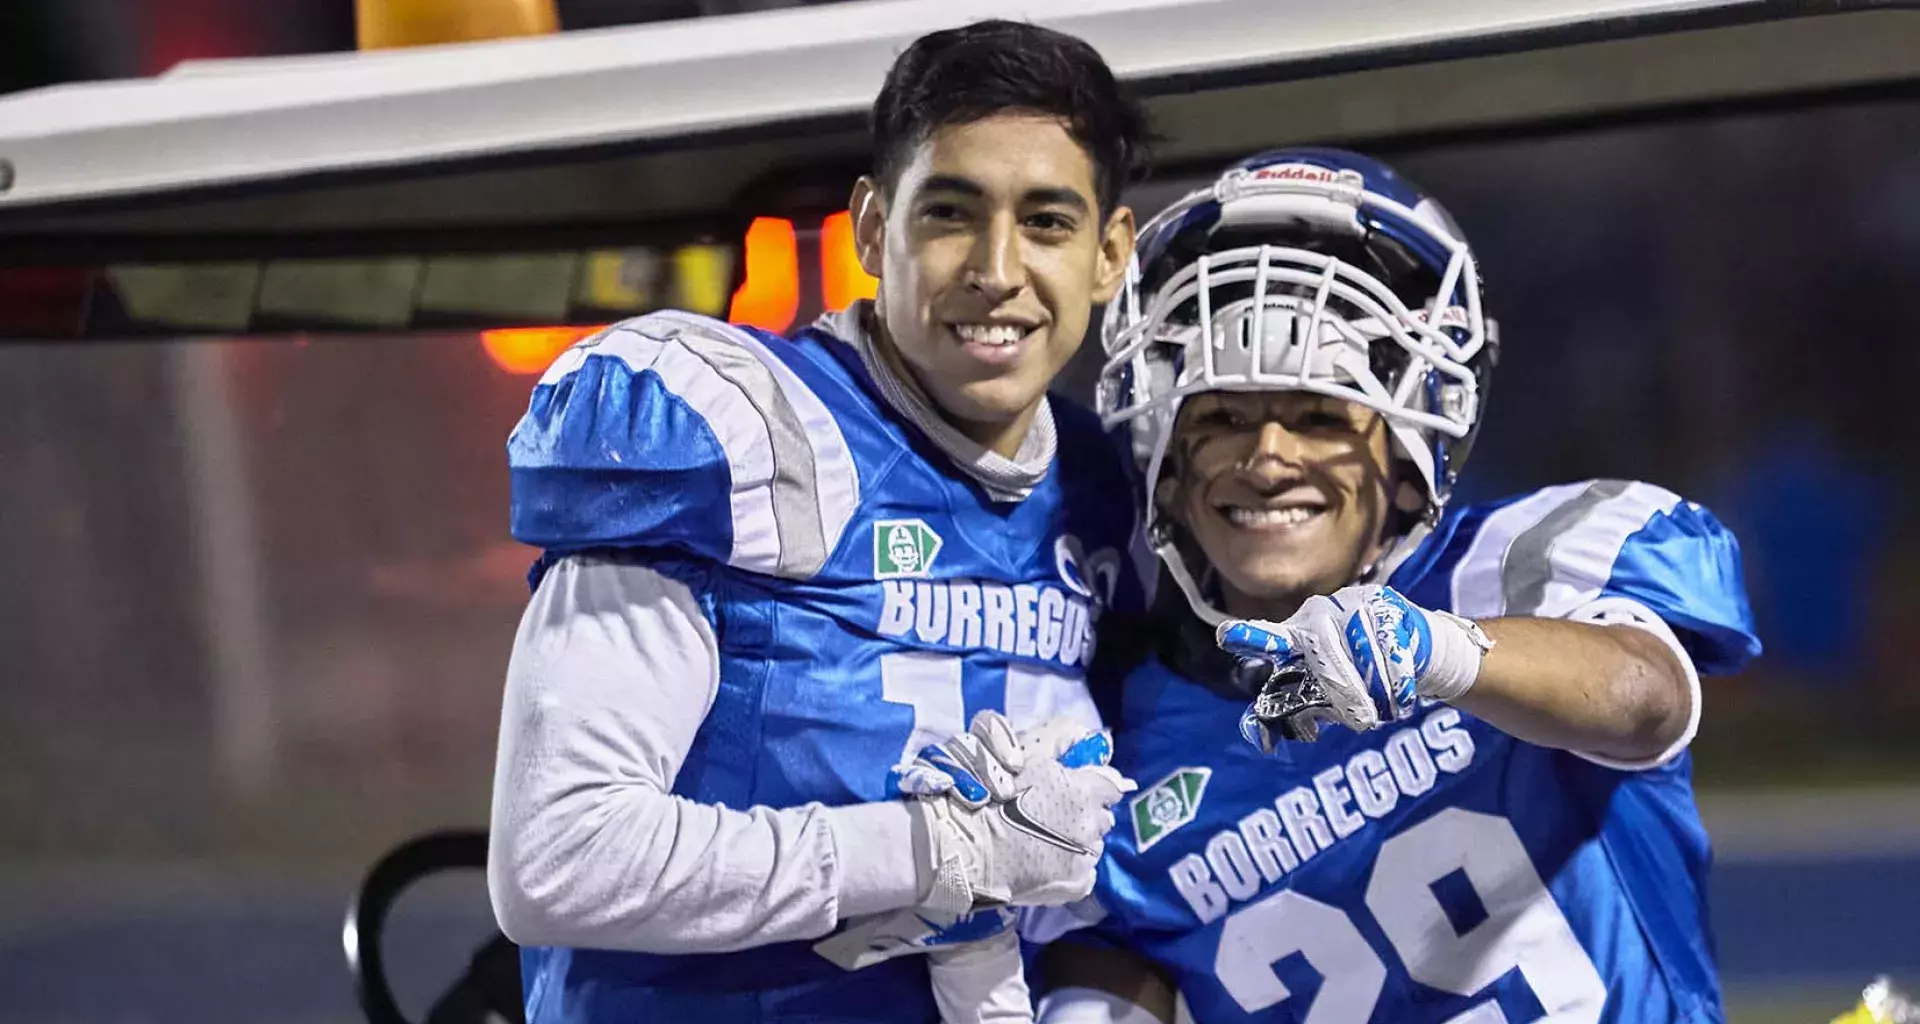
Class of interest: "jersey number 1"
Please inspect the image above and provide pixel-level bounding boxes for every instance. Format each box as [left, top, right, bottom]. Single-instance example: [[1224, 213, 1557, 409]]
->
[[1214, 808, 1606, 1024], [879, 651, 1095, 765]]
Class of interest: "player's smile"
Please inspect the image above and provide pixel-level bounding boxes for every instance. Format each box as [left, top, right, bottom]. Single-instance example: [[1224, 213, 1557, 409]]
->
[[946, 318, 1041, 369], [1214, 495, 1330, 533], [1200, 476, 1340, 563]]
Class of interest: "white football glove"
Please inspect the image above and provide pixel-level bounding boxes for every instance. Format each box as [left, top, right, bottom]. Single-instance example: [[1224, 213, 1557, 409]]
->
[[813, 712, 1132, 975], [1218, 584, 1494, 748], [910, 711, 1134, 914]]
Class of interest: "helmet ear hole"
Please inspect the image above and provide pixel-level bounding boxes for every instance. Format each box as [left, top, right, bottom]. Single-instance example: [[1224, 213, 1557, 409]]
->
[[1373, 466, 1429, 556], [1392, 477, 1426, 515], [1153, 470, 1185, 521]]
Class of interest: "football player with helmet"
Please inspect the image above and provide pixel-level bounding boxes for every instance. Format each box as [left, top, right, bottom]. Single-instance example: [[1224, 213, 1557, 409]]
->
[[1033, 147, 1762, 1024]]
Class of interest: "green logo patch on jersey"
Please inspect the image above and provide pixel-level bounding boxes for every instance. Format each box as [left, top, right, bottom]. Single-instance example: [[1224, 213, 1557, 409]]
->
[[1131, 766, 1212, 851], [874, 519, 943, 579]]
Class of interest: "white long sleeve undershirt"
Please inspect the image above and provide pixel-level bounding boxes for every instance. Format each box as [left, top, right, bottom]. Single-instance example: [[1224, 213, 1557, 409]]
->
[[487, 554, 927, 954]]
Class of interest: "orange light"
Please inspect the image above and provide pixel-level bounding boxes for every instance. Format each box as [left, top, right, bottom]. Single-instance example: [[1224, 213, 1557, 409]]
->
[[820, 211, 878, 311], [728, 217, 800, 334], [357, 0, 558, 50], [480, 325, 599, 375]]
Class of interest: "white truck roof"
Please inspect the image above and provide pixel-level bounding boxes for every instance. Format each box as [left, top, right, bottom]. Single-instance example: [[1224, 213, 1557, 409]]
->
[[1, 0, 1912, 244]]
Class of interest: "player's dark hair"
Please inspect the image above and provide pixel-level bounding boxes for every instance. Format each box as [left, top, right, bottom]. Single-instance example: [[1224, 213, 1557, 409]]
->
[[871, 19, 1152, 217]]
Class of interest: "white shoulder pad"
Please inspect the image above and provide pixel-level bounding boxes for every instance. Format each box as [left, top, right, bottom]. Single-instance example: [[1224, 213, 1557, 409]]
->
[[542, 310, 861, 579], [1449, 479, 1682, 620]]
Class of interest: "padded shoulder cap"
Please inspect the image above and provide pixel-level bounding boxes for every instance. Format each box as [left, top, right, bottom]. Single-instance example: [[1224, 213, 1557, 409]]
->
[[509, 311, 861, 579]]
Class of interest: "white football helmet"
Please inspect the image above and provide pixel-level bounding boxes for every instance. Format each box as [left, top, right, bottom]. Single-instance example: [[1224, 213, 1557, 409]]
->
[[1098, 147, 1498, 623]]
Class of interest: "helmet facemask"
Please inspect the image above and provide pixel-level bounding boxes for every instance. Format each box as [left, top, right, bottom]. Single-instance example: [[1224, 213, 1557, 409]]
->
[[1099, 161, 1496, 624]]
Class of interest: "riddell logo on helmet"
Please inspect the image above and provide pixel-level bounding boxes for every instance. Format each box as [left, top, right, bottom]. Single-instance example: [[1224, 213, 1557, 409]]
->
[[1248, 163, 1363, 188], [1410, 306, 1471, 330]]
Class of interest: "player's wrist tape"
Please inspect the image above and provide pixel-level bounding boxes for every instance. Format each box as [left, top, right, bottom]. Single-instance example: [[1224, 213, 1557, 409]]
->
[[1416, 610, 1494, 703]]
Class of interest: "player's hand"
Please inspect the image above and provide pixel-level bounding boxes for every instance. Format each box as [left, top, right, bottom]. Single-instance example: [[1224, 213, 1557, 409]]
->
[[887, 713, 1117, 805], [888, 709, 1027, 807], [813, 914, 1037, 1021], [909, 711, 1134, 915], [1217, 585, 1492, 749], [815, 713, 1132, 972]]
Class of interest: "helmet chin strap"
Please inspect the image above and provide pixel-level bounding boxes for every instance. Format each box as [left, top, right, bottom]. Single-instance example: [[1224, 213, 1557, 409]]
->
[[1151, 521, 1229, 628], [1358, 519, 1432, 586], [1355, 463, 1444, 585]]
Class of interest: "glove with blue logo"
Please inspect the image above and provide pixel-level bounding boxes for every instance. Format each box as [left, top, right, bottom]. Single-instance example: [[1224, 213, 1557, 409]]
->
[[814, 711, 1132, 975], [891, 710, 1130, 914], [1217, 584, 1494, 750], [887, 714, 1120, 806]]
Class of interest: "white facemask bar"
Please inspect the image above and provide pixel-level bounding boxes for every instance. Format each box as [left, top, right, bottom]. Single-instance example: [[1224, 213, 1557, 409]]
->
[[1103, 246, 1480, 440], [1097, 171, 1489, 626]]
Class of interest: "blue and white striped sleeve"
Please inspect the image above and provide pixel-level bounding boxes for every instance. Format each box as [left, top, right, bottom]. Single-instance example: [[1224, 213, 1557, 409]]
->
[[507, 311, 860, 579], [1441, 479, 1762, 769], [1445, 479, 1760, 675]]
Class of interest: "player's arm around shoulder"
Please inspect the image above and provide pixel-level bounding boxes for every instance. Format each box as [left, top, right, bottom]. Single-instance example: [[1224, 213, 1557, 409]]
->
[[1445, 480, 1762, 768]]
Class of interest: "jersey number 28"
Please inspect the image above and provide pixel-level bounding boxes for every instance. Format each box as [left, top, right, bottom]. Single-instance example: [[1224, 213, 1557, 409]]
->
[[1214, 808, 1605, 1023]]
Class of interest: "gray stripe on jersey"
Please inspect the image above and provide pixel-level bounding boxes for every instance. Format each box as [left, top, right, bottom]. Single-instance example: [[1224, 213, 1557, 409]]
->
[[671, 326, 830, 577], [1501, 478, 1632, 616]]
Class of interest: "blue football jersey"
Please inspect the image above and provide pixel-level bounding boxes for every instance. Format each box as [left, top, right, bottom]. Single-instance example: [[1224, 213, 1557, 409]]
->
[[505, 310, 1142, 1024], [1075, 481, 1760, 1024]]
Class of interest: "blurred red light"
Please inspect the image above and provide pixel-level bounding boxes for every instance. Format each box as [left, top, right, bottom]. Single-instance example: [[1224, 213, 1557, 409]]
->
[[480, 325, 600, 375], [820, 212, 877, 311], [728, 217, 800, 334]]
